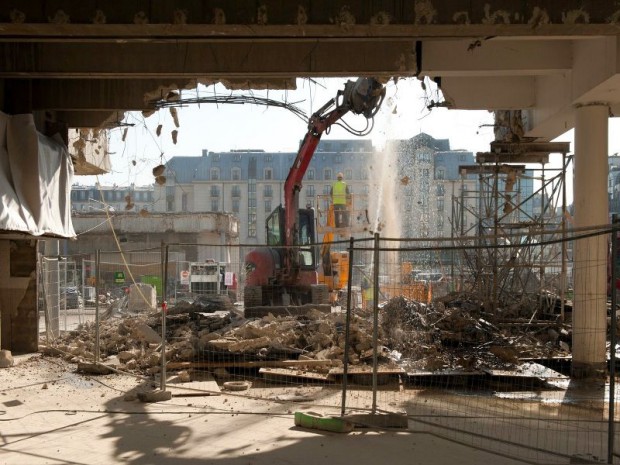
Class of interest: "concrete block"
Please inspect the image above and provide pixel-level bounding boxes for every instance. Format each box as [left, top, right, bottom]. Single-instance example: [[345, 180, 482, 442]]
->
[[0, 350, 15, 368], [133, 322, 162, 344], [128, 283, 157, 313], [137, 389, 172, 403]]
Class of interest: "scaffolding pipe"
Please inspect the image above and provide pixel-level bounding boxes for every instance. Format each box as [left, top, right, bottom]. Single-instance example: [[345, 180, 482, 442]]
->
[[341, 236, 355, 417], [371, 232, 380, 414]]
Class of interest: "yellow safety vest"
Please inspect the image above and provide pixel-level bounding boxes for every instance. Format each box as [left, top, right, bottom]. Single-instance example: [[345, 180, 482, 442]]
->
[[332, 180, 347, 205], [363, 286, 374, 301]]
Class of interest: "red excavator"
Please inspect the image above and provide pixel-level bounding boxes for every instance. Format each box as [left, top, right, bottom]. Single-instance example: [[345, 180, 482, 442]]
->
[[243, 78, 385, 315]]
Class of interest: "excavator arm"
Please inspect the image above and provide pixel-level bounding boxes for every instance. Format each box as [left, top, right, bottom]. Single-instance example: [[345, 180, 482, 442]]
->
[[283, 78, 385, 245], [281, 78, 385, 278]]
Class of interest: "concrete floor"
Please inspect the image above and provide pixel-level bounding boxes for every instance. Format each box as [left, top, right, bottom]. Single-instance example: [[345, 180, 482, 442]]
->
[[0, 354, 615, 465]]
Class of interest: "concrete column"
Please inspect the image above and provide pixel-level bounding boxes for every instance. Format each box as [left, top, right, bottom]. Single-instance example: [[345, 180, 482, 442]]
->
[[572, 103, 609, 378]]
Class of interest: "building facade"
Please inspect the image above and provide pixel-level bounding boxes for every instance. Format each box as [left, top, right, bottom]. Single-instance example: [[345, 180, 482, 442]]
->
[[152, 140, 377, 244], [70, 134, 540, 247], [71, 184, 154, 213]]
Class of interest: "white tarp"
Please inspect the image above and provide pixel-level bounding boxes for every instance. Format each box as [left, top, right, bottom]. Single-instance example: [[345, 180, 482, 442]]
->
[[0, 112, 75, 238]]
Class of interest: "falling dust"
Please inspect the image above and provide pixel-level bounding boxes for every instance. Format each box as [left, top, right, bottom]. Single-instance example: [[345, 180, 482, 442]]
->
[[368, 89, 403, 280]]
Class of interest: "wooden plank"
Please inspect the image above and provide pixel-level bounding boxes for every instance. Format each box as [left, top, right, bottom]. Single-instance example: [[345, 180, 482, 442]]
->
[[167, 359, 337, 370], [244, 304, 331, 318], [329, 366, 405, 376], [406, 369, 484, 377], [259, 367, 332, 383]]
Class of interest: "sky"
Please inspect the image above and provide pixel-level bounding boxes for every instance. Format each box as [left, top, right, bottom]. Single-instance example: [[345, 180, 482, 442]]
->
[[85, 77, 496, 187], [81, 76, 620, 205]]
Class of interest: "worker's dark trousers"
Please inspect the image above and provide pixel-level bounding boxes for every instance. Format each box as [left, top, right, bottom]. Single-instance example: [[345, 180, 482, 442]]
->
[[334, 204, 349, 227]]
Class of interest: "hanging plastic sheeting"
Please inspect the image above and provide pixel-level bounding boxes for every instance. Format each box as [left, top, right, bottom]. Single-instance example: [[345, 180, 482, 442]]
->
[[0, 112, 75, 238]]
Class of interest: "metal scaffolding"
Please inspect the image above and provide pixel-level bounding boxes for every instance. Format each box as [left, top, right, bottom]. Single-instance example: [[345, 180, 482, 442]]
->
[[451, 141, 571, 318]]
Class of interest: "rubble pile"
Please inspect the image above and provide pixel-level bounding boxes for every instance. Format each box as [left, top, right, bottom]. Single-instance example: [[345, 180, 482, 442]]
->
[[52, 299, 383, 375], [51, 292, 571, 376], [381, 295, 571, 372]]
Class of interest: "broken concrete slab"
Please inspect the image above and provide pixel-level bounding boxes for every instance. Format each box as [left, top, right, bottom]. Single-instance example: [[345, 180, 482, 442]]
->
[[0, 350, 15, 368], [244, 304, 331, 318], [137, 389, 172, 403], [132, 322, 162, 344], [77, 361, 115, 375]]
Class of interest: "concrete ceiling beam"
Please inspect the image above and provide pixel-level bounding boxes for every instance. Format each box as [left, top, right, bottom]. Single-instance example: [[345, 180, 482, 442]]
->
[[55, 111, 125, 128], [3, 79, 201, 111], [440, 76, 535, 110], [0, 40, 417, 79], [421, 39, 572, 77]]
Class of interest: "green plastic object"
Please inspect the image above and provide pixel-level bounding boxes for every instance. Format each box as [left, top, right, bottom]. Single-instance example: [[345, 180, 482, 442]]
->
[[294, 411, 354, 433]]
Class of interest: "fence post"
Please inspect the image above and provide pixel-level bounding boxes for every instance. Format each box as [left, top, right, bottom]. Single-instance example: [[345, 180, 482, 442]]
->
[[609, 215, 618, 464], [371, 232, 380, 414], [341, 236, 355, 417], [160, 243, 169, 392], [94, 249, 100, 363]]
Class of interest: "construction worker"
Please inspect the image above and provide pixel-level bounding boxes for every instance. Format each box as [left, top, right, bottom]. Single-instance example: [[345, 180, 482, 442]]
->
[[361, 273, 374, 310], [330, 172, 350, 227]]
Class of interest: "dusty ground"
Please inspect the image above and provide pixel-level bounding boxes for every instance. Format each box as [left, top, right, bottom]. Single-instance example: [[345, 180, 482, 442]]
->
[[0, 353, 579, 465]]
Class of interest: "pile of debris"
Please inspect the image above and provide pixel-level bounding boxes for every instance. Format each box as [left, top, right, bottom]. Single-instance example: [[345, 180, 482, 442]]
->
[[50, 292, 571, 376], [381, 295, 570, 372]]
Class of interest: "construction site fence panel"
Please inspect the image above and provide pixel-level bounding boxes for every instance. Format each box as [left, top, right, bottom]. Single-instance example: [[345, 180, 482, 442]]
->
[[38, 227, 620, 464]]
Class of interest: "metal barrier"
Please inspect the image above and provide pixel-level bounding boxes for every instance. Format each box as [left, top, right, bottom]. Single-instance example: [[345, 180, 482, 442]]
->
[[38, 226, 620, 464]]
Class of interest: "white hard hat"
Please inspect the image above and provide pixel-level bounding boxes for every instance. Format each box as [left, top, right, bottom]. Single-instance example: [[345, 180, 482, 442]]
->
[[337, 172, 344, 179]]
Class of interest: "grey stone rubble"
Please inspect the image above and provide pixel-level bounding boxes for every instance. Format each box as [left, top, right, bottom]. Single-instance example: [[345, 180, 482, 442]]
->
[[48, 293, 571, 376]]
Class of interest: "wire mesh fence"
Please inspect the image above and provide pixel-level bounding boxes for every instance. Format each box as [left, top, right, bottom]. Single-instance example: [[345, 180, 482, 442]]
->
[[37, 225, 620, 464]]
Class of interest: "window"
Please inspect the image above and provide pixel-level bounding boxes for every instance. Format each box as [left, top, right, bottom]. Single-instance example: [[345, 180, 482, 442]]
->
[[361, 170, 369, 180], [335, 154, 342, 163], [436, 184, 445, 196], [264, 168, 273, 180], [437, 198, 444, 211], [248, 179, 257, 237], [232, 185, 241, 197], [265, 154, 273, 162], [181, 193, 188, 212], [345, 169, 352, 180], [307, 169, 315, 180], [306, 185, 315, 197], [423, 169, 429, 178], [232, 167, 241, 180], [232, 199, 240, 213], [324, 169, 332, 180], [211, 199, 219, 212], [233, 153, 241, 161], [210, 168, 219, 180], [212, 153, 220, 161], [166, 186, 175, 212], [459, 154, 466, 161], [436, 168, 445, 180], [210, 186, 220, 197], [265, 200, 272, 212], [418, 152, 431, 162], [264, 185, 273, 197], [323, 184, 330, 195]]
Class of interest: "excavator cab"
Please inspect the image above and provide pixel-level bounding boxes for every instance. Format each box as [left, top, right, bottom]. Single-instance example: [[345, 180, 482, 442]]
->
[[265, 205, 318, 270]]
